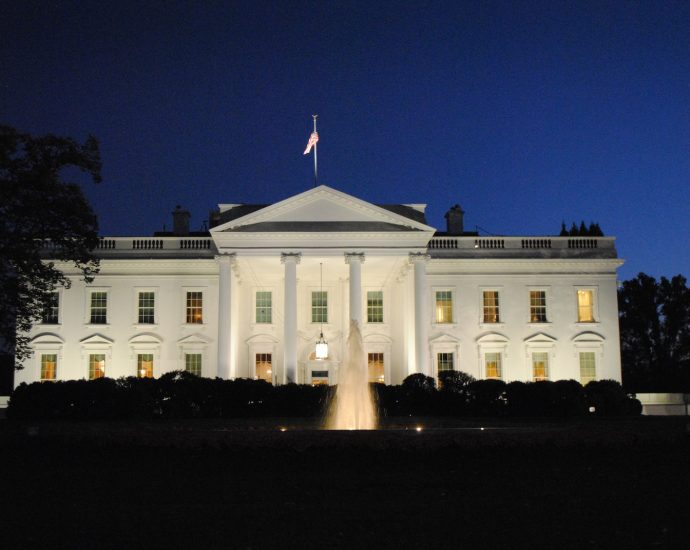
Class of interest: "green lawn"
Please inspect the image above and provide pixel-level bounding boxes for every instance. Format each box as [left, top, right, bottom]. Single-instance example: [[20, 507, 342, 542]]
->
[[1, 418, 688, 549]]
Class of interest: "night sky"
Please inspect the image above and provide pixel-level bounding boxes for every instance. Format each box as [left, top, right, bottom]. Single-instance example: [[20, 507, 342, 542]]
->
[[2, 1, 689, 281]]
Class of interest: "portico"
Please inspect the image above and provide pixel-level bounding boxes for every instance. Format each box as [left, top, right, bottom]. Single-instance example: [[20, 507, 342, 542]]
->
[[210, 185, 436, 385]]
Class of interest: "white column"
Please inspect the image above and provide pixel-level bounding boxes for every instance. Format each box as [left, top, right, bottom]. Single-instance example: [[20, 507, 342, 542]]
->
[[216, 254, 235, 379], [345, 253, 365, 326], [410, 253, 430, 376], [281, 253, 301, 384]]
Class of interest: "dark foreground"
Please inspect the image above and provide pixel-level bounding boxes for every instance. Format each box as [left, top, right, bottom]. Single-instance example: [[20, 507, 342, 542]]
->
[[1, 418, 688, 550]]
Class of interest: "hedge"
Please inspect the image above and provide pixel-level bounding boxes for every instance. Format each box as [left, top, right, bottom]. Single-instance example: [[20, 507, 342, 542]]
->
[[7, 371, 641, 421]]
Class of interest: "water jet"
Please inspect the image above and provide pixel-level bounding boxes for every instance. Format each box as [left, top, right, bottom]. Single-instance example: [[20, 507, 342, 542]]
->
[[326, 320, 377, 430]]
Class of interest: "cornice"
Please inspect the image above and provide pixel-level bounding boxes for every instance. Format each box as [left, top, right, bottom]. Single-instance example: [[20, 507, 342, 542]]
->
[[427, 258, 625, 275], [52, 259, 219, 276]]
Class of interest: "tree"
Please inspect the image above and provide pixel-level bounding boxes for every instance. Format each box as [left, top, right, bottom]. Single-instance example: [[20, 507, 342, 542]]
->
[[438, 370, 475, 393], [619, 273, 690, 391], [0, 125, 102, 366]]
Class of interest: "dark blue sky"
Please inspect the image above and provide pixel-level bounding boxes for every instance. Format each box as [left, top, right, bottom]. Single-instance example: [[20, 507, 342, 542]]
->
[[2, 1, 689, 281]]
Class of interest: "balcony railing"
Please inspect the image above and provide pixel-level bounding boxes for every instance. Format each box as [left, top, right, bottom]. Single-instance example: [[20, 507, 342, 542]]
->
[[94, 237, 213, 251], [428, 236, 615, 256], [81, 237, 215, 255]]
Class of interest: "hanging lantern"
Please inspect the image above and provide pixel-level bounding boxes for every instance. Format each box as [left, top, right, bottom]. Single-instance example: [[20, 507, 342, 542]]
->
[[315, 332, 328, 360], [315, 262, 328, 360]]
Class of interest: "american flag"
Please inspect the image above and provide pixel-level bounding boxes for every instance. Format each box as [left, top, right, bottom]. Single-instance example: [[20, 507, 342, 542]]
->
[[303, 131, 319, 155]]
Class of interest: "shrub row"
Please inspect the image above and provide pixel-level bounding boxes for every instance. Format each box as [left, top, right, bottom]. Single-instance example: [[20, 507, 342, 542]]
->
[[378, 373, 642, 417], [7, 371, 641, 421], [8, 372, 331, 420]]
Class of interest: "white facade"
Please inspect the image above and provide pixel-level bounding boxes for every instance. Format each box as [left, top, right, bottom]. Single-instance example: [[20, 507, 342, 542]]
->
[[17, 185, 624, 387]]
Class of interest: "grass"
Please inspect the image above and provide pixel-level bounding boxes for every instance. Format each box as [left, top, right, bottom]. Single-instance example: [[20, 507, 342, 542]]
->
[[1, 417, 688, 549]]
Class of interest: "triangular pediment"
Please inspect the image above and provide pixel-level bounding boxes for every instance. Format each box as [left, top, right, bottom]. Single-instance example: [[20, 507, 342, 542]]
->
[[429, 333, 461, 345], [211, 185, 436, 252], [80, 333, 114, 346], [211, 185, 435, 233], [524, 332, 557, 344], [177, 333, 212, 345]]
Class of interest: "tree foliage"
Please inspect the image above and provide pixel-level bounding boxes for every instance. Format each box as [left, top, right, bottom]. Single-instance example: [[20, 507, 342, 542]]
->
[[619, 273, 690, 391], [559, 221, 604, 237], [0, 125, 102, 365]]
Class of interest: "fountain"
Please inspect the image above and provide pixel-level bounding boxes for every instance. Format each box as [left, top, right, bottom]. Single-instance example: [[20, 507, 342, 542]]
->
[[326, 320, 377, 430]]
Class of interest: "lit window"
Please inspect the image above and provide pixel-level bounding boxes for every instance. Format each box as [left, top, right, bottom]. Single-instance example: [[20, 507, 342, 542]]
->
[[256, 291, 272, 324], [579, 352, 596, 385], [311, 370, 329, 386], [312, 291, 328, 324], [483, 291, 500, 323], [185, 353, 202, 376], [186, 291, 203, 324], [577, 290, 595, 322], [138, 292, 155, 324], [367, 291, 384, 323], [437, 352, 454, 373], [368, 352, 385, 383], [256, 353, 272, 383], [89, 354, 106, 380], [485, 352, 502, 379], [435, 291, 453, 323], [529, 291, 547, 323], [137, 354, 153, 378], [41, 354, 57, 381], [532, 352, 549, 381], [89, 292, 107, 324], [42, 293, 59, 324]]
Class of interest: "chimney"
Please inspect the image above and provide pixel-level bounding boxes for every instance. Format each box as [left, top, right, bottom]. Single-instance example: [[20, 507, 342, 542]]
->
[[444, 204, 465, 235], [172, 205, 191, 236]]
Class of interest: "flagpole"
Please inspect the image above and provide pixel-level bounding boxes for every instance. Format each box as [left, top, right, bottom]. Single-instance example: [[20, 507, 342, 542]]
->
[[313, 114, 318, 187]]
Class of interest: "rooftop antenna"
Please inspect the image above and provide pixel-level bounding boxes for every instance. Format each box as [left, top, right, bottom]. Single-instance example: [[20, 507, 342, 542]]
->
[[303, 114, 319, 187]]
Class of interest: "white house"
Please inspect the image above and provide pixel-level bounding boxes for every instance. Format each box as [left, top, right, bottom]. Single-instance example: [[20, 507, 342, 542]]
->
[[16, 185, 624, 387]]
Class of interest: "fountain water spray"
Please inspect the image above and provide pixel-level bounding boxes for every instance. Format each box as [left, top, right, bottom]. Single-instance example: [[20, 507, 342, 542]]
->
[[326, 319, 377, 430]]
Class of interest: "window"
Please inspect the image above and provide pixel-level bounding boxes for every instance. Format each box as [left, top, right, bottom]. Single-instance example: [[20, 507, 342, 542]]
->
[[89, 291, 107, 324], [41, 354, 57, 381], [435, 290, 453, 323], [89, 354, 106, 380], [311, 370, 329, 386], [186, 291, 203, 324], [437, 352, 454, 374], [255, 353, 272, 383], [367, 291, 384, 323], [138, 291, 155, 324], [483, 291, 500, 323], [42, 292, 59, 324], [529, 291, 547, 323], [532, 352, 549, 381], [185, 353, 202, 376], [368, 352, 385, 383], [579, 352, 596, 385], [311, 291, 328, 323], [256, 291, 272, 324], [137, 354, 153, 378], [577, 290, 595, 322], [485, 352, 502, 379]]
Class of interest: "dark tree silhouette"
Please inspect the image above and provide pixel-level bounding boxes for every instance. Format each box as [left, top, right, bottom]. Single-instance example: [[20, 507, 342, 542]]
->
[[0, 125, 102, 365], [619, 273, 690, 391], [438, 370, 475, 393]]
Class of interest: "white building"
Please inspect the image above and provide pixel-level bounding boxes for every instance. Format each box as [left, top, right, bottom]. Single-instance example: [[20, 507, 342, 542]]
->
[[16, 185, 623, 387]]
